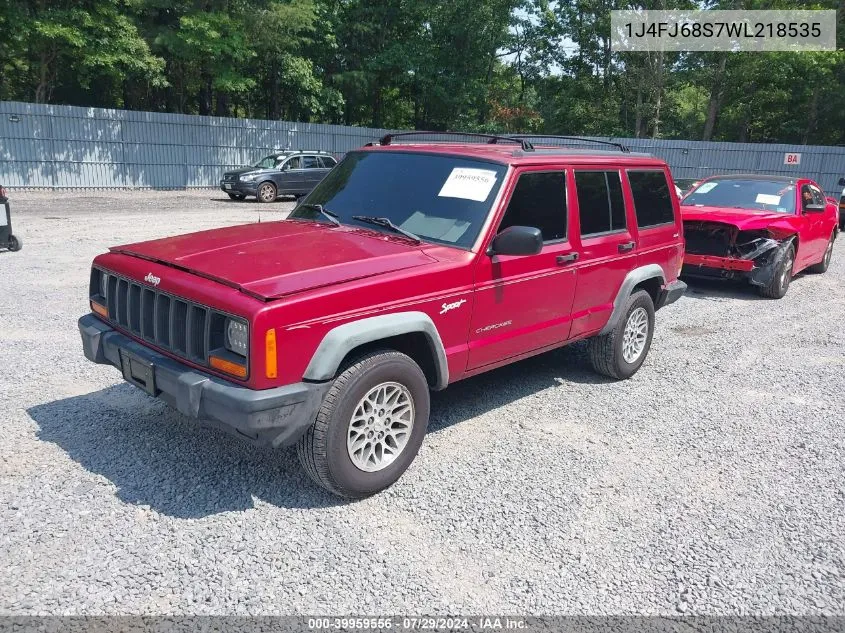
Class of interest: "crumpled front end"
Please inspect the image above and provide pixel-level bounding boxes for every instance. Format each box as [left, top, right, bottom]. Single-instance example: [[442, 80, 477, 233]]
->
[[682, 220, 793, 287]]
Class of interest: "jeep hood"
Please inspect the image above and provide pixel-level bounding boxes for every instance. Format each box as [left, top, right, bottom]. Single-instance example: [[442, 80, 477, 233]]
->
[[681, 205, 798, 233], [110, 220, 438, 300]]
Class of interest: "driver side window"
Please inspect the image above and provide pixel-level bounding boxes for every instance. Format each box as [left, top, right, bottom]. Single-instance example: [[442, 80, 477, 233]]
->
[[283, 157, 302, 171], [497, 171, 567, 242]]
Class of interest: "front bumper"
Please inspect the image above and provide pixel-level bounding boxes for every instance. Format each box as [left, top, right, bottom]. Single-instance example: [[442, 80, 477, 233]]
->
[[656, 279, 687, 309], [683, 253, 755, 272], [682, 245, 785, 287], [78, 314, 328, 448], [220, 181, 258, 196]]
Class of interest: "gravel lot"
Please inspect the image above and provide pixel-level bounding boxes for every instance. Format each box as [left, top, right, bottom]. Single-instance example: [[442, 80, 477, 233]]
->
[[0, 190, 843, 616]]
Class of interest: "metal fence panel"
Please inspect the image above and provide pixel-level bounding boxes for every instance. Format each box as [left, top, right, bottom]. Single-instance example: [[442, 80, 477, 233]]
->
[[2, 100, 845, 195]]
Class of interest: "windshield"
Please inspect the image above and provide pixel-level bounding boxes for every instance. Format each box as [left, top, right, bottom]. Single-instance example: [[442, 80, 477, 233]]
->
[[289, 151, 507, 248], [682, 179, 796, 213], [253, 155, 283, 169]]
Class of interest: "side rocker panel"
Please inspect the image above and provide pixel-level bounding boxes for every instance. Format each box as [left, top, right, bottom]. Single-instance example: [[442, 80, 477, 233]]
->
[[302, 311, 450, 390]]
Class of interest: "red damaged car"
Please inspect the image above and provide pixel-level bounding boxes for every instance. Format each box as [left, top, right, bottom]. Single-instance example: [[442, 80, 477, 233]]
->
[[680, 175, 838, 298]]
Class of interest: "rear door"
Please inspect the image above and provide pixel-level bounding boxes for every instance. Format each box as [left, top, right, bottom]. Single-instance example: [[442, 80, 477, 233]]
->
[[302, 155, 328, 191], [468, 168, 577, 370], [626, 168, 682, 282], [568, 168, 638, 339]]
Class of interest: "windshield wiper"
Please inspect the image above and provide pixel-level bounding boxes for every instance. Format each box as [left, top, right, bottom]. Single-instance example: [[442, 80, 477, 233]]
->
[[298, 203, 341, 226], [351, 215, 421, 243]]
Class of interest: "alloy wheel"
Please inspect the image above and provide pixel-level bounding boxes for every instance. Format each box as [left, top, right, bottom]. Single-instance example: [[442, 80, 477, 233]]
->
[[347, 382, 415, 473], [622, 307, 649, 364], [259, 184, 275, 202], [781, 250, 794, 291]]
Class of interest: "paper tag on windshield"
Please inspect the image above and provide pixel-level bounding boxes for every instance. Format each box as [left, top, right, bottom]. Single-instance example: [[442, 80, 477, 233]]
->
[[755, 193, 781, 205], [695, 182, 718, 194], [438, 168, 498, 202]]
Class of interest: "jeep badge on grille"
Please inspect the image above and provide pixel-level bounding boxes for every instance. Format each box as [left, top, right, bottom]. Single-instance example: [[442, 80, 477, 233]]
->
[[144, 272, 161, 287]]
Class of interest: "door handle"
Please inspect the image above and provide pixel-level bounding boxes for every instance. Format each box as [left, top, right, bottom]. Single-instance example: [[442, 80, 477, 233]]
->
[[618, 241, 635, 253], [556, 252, 579, 264]]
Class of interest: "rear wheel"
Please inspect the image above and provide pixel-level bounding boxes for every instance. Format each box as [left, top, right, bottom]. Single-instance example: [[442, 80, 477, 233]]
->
[[297, 350, 430, 499], [759, 243, 794, 299], [8, 234, 21, 252], [257, 182, 277, 203], [807, 232, 835, 274], [587, 289, 655, 380]]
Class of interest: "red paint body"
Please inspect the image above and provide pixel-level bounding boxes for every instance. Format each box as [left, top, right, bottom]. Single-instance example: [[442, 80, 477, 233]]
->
[[681, 177, 839, 274], [91, 144, 684, 390]]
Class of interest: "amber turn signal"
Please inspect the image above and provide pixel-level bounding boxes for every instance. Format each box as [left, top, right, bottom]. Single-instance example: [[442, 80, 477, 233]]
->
[[209, 355, 248, 379], [265, 328, 278, 379], [91, 300, 108, 318]]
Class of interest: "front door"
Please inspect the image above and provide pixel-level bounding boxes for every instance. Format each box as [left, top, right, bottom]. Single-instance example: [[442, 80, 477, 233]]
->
[[568, 169, 638, 339], [279, 156, 304, 194], [795, 183, 824, 267], [468, 169, 577, 370]]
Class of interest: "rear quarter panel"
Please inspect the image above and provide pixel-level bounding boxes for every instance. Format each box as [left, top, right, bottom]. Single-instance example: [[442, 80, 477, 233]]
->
[[626, 165, 684, 284]]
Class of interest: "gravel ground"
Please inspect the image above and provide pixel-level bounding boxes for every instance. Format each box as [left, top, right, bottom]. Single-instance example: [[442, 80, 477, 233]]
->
[[0, 190, 844, 616]]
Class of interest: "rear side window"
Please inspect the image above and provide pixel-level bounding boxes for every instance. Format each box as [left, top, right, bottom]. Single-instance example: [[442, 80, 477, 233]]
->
[[575, 171, 626, 236], [498, 171, 567, 242], [302, 156, 321, 169], [319, 156, 337, 168], [628, 170, 675, 227]]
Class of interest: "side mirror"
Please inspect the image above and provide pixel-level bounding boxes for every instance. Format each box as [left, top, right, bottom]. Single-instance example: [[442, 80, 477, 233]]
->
[[838, 177, 845, 187], [804, 203, 825, 213], [489, 226, 543, 256]]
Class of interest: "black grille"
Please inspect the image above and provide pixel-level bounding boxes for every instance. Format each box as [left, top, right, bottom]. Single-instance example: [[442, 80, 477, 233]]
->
[[99, 271, 211, 364]]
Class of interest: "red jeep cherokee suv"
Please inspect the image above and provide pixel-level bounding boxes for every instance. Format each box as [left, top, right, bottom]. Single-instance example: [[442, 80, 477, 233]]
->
[[79, 134, 686, 498]]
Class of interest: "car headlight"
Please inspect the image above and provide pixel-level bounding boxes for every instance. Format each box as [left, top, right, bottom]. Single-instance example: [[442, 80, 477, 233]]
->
[[99, 271, 109, 299], [225, 318, 249, 356], [240, 173, 259, 182]]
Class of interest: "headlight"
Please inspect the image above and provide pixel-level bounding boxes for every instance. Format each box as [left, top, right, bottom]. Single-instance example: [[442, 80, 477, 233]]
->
[[225, 318, 249, 356], [99, 271, 108, 299], [240, 173, 259, 182]]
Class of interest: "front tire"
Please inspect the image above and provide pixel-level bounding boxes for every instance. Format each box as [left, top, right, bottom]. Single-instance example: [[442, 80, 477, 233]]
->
[[226, 192, 245, 201], [257, 182, 277, 203], [807, 232, 835, 274], [587, 289, 655, 380], [8, 235, 21, 252], [759, 243, 794, 299], [297, 350, 430, 499]]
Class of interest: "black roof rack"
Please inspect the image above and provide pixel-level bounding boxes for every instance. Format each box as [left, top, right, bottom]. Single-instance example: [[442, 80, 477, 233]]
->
[[272, 149, 333, 155], [369, 131, 535, 152], [509, 135, 630, 153]]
